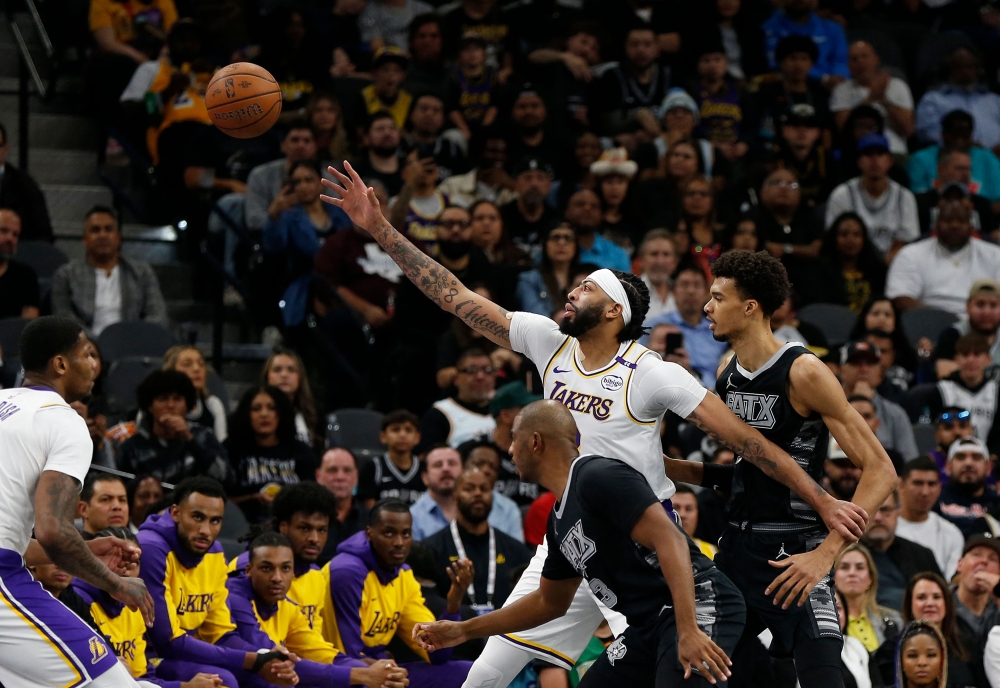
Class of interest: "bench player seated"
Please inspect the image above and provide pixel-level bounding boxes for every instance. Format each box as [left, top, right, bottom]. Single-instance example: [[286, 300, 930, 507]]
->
[[414, 401, 748, 687], [137, 477, 299, 688], [73, 526, 222, 688], [324, 499, 474, 687], [229, 482, 338, 631], [227, 531, 410, 688]]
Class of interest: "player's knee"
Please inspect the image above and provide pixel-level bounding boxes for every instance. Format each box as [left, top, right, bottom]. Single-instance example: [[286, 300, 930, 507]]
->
[[793, 636, 845, 673]]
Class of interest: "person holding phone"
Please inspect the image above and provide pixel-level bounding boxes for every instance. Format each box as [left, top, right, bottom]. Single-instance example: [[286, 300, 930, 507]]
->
[[389, 149, 449, 254]]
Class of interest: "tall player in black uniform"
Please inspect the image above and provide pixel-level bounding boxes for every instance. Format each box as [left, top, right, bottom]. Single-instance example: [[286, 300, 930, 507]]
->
[[665, 251, 898, 688], [412, 400, 747, 687]]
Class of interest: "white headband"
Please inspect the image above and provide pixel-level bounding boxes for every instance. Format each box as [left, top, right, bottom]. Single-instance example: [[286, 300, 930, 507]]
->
[[586, 269, 632, 326]]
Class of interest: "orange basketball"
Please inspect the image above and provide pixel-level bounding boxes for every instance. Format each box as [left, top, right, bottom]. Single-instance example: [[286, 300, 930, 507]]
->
[[205, 63, 282, 139]]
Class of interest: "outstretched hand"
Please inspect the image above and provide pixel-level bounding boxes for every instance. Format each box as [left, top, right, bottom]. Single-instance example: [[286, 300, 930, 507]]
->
[[321, 162, 384, 231], [677, 627, 732, 684], [88, 536, 141, 576]]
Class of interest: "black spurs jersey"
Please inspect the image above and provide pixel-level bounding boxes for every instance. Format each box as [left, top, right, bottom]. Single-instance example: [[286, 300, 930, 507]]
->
[[716, 343, 828, 526], [542, 455, 714, 628], [358, 454, 425, 505]]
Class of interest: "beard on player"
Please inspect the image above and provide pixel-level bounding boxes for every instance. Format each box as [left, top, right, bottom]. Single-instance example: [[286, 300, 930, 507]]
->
[[559, 302, 605, 338]]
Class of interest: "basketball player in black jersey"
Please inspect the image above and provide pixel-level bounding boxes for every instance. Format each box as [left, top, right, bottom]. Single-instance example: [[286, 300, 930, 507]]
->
[[413, 400, 746, 687], [665, 251, 898, 688]]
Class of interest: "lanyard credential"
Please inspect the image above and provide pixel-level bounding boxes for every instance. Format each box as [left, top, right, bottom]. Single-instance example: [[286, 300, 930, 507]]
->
[[450, 520, 495, 612]]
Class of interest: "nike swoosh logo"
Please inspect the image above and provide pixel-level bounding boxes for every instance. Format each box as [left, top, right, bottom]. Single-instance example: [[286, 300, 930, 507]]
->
[[553, 367, 570, 373]]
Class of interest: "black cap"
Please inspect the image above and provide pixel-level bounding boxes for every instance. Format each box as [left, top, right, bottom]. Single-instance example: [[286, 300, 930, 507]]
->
[[940, 181, 970, 199], [841, 340, 881, 365], [372, 46, 410, 70], [460, 31, 488, 48], [963, 533, 1000, 558], [511, 155, 554, 177], [780, 103, 820, 128]]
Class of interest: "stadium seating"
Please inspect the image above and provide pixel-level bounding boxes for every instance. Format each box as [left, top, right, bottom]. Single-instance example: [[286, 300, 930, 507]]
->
[[97, 320, 176, 363]]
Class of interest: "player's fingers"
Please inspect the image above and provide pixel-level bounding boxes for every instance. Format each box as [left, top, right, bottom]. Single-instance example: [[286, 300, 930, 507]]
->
[[764, 566, 793, 595], [682, 660, 692, 680], [328, 165, 352, 187], [700, 653, 727, 683], [780, 577, 807, 609], [141, 591, 155, 626], [796, 581, 815, 607], [367, 187, 380, 206], [345, 160, 365, 187]]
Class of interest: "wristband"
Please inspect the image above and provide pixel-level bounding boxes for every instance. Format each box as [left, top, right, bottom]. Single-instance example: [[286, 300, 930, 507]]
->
[[702, 462, 734, 490], [252, 649, 288, 673]]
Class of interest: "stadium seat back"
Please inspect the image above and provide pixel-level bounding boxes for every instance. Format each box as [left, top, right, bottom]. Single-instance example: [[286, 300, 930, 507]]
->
[[912, 423, 938, 457], [105, 356, 160, 416], [326, 408, 385, 458], [797, 304, 857, 347], [220, 500, 251, 543], [0, 317, 30, 358], [97, 320, 176, 363], [205, 369, 231, 414], [900, 307, 957, 349]]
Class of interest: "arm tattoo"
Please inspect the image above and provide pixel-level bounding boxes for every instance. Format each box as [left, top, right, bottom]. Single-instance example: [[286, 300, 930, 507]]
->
[[688, 410, 778, 474], [372, 220, 510, 342], [37, 473, 121, 593]]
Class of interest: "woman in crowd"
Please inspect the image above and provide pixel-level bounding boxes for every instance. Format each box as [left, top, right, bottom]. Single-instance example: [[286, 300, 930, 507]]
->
[[653, 90, 726, 183], [225, 385, 317, 523], [307, 91, 350, 163], [162, 345, 228, 441], [126, 474, 164, 533], [887, 572, 978, 688], [700, 0, 767, 82], [592, 148, 643, 252], [834, 544, 903, 653], [469, 199, 528, 266], [258, 7, 327, 118], [725, 214, 760, 252], [850, 296, 918, 374], [638, 137, 707, 232], [674, 176, 725, 282], [894, 621, 948, 688], [820, 213, 887, 313], [516, 224, 579, 319], [836, 588, 883, 688], [260, 347, 317, 446]]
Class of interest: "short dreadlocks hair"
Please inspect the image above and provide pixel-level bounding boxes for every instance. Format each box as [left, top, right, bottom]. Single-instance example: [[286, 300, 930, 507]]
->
[[711, 250, 790, 317], [607, 269, 651, 343]]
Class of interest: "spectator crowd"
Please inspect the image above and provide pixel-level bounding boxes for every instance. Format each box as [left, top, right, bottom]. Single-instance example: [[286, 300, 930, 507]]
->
[[4, 0, 1000, 683]]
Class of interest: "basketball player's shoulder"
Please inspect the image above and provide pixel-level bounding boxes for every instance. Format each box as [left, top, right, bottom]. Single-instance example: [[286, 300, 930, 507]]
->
[[508, 311, 567, 362]]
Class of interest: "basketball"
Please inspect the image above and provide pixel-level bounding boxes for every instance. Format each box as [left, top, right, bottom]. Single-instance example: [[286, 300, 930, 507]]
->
[[205, 63, 282, 139]]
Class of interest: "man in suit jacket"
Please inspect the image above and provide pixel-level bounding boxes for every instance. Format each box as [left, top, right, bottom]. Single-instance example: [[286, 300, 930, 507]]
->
[[0, 122, 53, 242], [51, 205, 167, 336]]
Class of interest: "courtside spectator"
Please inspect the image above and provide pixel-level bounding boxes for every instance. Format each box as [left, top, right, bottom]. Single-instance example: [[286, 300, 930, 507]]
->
[[500, 156, 559, 260], [127, 474, 163, 534], [437, 132, 517, 209], [244, 122, 318, 233], [592, 26, 668, 141], [515, 224, 578, 318], [118, 370, 232, 487], [952, 535, 1000, 684], [423, 467, 531, 610], [937, 438, 1000, 536], [401, 92, 467, 180], [908, 109, 1000, 204], [353, 47, 413, 129], [915, 48, 1000, 154], [77, 473, 129, 536], [565, 189, 630, 273], [915, 151, 996, 238], [895, 457, 964, 579], [0, 208, 40, 319], [225, 385, 317, 523], [762, 0, 848, 84], [774, 104, 838, 208], [52, 206, 167, 336], [860, 491, 942, 611], [261, 348, 318, 446], [163, 345, 227, 441], [887, 198, 1000, 315], [359, 409, 425, 506], [830, 41, 914, 157], [316, 448, 369, 563], [638, 229, 678, 322], [819, 213, 886, 312], [0, 123, 52, 242], [825, 134, 918, 262]]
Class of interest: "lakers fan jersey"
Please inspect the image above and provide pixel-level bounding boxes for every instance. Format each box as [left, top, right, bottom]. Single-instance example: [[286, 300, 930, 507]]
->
[[510, 313, 708, 500], [716, 342, 828, 525]]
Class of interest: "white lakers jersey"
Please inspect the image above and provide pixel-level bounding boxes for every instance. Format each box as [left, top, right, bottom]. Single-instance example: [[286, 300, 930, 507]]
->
[[510, 312, 708, 500], [0, 387, 93, 554]]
